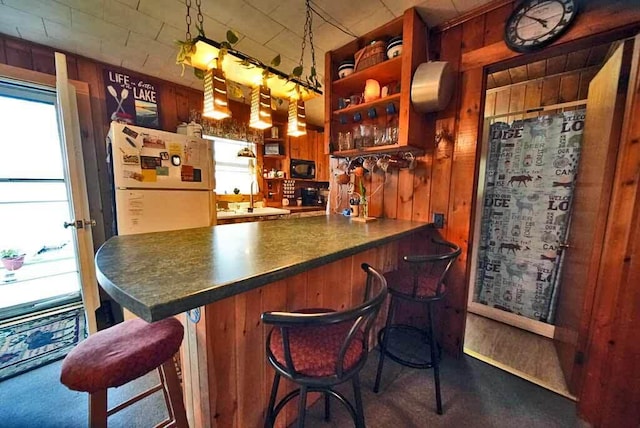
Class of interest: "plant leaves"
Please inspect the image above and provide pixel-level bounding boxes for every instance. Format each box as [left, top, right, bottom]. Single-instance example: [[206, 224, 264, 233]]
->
[[194, 68, 205, 79], [310, 66, 316, 77], [226, 30, 239, 44], [271, 54, 281, 67], [292, 65, 303, 77]]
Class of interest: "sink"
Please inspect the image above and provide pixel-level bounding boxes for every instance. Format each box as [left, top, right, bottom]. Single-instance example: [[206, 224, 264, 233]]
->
[[216, 207, 290, 219]]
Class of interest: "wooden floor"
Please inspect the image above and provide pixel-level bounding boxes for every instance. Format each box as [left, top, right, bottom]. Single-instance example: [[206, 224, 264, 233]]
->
[[464, 313, 575, 400]]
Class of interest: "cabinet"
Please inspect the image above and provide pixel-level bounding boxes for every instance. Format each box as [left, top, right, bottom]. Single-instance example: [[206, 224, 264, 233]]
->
[[324, 8, 429, 157]]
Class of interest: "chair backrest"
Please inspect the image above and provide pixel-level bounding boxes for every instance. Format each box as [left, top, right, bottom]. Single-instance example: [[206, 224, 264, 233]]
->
[[402, 238, 461, 300], [262, 263, 387, 379]]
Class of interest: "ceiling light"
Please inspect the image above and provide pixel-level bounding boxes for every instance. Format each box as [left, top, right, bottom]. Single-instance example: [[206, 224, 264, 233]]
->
[[288, 99, 306, 137], [249, 84, 272, 130], [202, 67, 231, 120]]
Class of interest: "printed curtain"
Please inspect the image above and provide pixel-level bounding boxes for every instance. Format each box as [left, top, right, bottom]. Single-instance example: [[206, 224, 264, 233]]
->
[[473, 110, 585, 323]]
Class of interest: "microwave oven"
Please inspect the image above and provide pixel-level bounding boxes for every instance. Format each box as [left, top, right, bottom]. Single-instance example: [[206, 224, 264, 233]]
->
[[290, 159, 316, 180]]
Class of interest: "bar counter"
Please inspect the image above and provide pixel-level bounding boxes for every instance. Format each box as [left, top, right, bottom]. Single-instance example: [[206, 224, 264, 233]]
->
[[95, 215, 430, 322], [95, 215, 431, 428]]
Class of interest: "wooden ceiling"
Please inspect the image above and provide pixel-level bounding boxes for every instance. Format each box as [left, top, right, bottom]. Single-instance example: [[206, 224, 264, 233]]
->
[[486, 43, 612, 89]]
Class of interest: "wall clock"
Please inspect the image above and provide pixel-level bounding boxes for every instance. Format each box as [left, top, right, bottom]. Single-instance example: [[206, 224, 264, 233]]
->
[[504, 0, 579, 53]]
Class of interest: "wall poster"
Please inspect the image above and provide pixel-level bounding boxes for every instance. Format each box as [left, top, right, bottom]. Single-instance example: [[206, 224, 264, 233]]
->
[[103, 68, 160, 129], [473, 109, 586, 323]]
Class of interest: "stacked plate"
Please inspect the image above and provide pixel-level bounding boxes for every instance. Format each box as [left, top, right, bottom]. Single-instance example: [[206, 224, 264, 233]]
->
[[338, 60, 355, 78], [386, 36, 403, 59]]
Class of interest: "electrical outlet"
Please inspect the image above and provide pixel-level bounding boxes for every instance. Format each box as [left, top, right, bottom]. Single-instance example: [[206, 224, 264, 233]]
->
[[433, 213, 445, 229]]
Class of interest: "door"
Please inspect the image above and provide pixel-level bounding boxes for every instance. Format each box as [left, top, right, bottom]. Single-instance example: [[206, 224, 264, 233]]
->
[[553, 39, 635, 395], [55, 53, 100, 334]]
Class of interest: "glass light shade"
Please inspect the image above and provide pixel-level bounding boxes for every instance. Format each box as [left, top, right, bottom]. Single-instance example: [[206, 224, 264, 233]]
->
[[364, 79, 381, 102], [203, 68, 231, 120], [249, 84, 272, 130], [287, 99, 306, 137]]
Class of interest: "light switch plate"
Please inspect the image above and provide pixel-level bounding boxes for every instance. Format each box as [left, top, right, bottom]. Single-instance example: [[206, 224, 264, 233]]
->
[[433, 213, 445, 229]]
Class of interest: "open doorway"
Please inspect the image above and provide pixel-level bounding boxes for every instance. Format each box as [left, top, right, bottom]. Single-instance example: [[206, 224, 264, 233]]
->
[[464, 40, 626, 399]]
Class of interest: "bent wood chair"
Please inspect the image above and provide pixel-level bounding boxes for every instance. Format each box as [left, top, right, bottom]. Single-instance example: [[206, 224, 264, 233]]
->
[[262, 263, 388, 428], [373, 238, 461, 415]]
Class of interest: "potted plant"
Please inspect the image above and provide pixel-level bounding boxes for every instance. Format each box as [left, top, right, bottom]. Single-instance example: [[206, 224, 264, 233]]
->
[[1, 249, 26, 271]]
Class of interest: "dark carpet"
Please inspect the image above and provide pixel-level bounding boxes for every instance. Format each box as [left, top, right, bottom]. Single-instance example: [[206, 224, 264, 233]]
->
[[0, 350, 583, 427]]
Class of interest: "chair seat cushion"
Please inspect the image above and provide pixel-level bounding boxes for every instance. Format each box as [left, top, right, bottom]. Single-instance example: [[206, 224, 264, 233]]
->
[[268, 308, 364, 378], [60, 317, 183, 393], [384, 270, 443, 299]]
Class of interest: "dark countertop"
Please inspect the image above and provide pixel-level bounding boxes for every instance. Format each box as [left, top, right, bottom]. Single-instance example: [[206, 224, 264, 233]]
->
[[95, 215, 430, 322]]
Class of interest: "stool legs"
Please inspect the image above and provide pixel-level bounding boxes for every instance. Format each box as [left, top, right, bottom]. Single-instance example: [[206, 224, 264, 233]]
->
[[297, 386, 308, 428], [160, 359, 189, 427], [324, 392, 331, 421], [427, 304, 443, 415], [352, 373, 365, 428], [89, 389, 107, 428], [265, 373, 281, 428], [374, 297, 396, 393]]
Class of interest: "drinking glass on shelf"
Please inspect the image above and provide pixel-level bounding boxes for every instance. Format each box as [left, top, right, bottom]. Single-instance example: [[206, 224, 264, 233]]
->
[[360, 124, 373, 148], [353, 125, 362, 149], [373, 125, 385, 146]]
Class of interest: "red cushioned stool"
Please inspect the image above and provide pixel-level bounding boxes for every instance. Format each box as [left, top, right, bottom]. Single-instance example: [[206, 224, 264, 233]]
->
[[60, 317, 188, 428], [262, 263, 387, 428]]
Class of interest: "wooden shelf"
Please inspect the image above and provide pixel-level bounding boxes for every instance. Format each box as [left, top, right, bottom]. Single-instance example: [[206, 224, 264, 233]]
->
[[332, 93, 400, 116], [332, 56, 402, 94], [331, 144, 424, 158], [263, 154, 285, 159], [264, 138, 284, 142]]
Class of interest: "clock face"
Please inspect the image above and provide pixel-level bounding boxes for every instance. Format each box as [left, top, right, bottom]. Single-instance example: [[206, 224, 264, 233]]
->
[[505, 0, 578, 53]]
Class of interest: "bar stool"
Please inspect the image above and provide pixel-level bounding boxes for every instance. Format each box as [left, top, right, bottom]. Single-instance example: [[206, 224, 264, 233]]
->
[[373, 238, 460, 415], [262, 263, 387, 428], [60, 317, 188, 428]]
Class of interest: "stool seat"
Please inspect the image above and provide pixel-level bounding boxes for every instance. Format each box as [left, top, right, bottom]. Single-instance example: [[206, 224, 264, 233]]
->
[[268, 309, 364, 378], [61, 317, 183, 393], [384, 270, 444, 300]]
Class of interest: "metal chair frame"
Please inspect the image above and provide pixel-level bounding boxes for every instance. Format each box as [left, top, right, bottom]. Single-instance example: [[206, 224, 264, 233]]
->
[[373, 238, 461, 415], [262, 263, 388, 428]]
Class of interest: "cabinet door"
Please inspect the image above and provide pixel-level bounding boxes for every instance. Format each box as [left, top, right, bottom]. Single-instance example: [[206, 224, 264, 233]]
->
[[316, 131, 329, 181]]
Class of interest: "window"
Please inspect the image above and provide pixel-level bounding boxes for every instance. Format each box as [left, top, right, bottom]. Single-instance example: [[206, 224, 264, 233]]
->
[[204, 136, 256, 195]]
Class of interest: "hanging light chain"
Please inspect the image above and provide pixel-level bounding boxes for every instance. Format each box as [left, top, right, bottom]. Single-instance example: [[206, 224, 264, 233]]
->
[[298, 0, 318, 76], [195, 0, 204, 35], [184, 0, 192, 41]]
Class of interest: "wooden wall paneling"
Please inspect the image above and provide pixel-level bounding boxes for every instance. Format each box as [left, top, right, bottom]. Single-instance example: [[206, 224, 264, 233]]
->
[[351, 248, 378, 308], [323, 257, 353, 311], [443, 67, 484, 355], [484, 91, 496, 117], [462, 15, 486, 53], [76, 58, 114, 243], [4, 39, 33, 70], [368, 170, 385, 218], [526, 59, 547, 79], [175, 88, 191, 124], [159, 85, 179, 134], [187, 88, 203, 119], [482, 3, 513, 46], [210, 297, 238, 428], [545, 54, 567, 75], [437, 26, 463, 120], [65, 56, 79, 81], [262, 280, 289, 428], [541, 75, 561, 106], [397, 166, 414, 220], [383, 169, 399, 219], [492, 69, 511, 87], [507, 84, 525, 123], [235, 288, 265, 428], [508, 64, 528, 84], [430, 119, 454, 226], [486, 73, 497, 89], [578, 68, 598, 99], [494, 88, 511, 115], [523, 81, 543, 118], [460, 1, 640, 71], [565, 48, 590, 71], [559, 73, 580, 103], [579, 38, 640, 426], [30, 46, 55, 75], [411, 149, 433, 222]]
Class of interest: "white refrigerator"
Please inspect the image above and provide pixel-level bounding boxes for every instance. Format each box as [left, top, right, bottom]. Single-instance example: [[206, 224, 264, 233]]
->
[[108, 122, 216, 235]]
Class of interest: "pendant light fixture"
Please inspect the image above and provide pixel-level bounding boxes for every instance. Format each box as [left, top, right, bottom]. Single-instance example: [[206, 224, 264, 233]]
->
[[288, 99, 306, 137], [249, 83, 272, 130], [202, 65, 231, 120]]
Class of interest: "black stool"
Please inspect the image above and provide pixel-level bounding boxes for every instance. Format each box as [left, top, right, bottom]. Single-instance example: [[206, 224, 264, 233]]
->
[[373, 239, 461, 415], [262, 263, 387, 428]]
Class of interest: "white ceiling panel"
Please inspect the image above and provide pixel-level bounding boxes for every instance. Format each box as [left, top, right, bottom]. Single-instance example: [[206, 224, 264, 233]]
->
[[0, 0, 494, 125]]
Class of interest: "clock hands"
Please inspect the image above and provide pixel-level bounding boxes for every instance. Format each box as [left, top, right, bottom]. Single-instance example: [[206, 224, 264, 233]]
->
[[525, 14, 548, 28]]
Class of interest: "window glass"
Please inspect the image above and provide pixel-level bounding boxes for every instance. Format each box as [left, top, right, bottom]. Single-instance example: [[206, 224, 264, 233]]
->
[[205, 136, 256, 195]]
